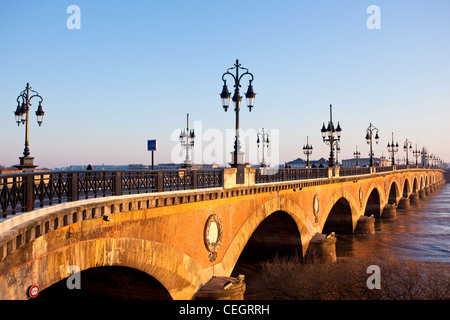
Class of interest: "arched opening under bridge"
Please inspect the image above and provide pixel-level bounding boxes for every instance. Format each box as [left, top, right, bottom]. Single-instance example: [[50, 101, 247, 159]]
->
[[235, 210, 303, 263], [388, 182, 399, 205], [365, 188, 381, 218], [322, 197, 353, 235], [230, 210, 303, 298], [35, 266, 173, 300], [413, 178, 418, 193], [403, 179, 410, 198]]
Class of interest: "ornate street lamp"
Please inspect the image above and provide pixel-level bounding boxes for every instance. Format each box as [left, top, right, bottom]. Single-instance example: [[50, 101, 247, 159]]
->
[[220, 59, 255, 167], [412, 143, 421, 166], [256, 128, 269, 167], [335, 142, 341, 166], [421, 147, 428, 167], [13, 83, 45, 172], [365, 123, 379, 167], [430, 154, 436, 168], [437, 156, 443, 169], [320, 104, 342, 167], [403, 139, 412, 165], [353, 145, 361, 167], [425, 153, 434, 167], [387, 132, 399, 166], [179, 113, 195, 168], [302, 136, 313, 168]]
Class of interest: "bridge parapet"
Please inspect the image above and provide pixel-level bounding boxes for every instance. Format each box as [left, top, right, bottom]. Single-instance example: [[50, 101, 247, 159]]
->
[[0, 169, 223, 219], [0, 165, 443, 221]]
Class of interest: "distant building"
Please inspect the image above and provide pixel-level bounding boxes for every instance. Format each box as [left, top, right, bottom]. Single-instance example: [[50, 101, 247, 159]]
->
[[285, 157, 328, 168], [342, 157, 381, 167], [379, 156, 390, 167]]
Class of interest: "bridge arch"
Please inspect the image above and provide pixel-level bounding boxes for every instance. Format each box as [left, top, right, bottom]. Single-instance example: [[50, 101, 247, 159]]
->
[[322, 197, 353, 234], [387, 181, 401, 205], [0, 237, 203, 300], [403, 178, 411, 198], [235, 210, 302, 262], [320, 189, 359, 234], [37, 265, 173, 300], [364, 185, 383, 218], [413, 178, 419, 193], [218, 196, 314, 275]]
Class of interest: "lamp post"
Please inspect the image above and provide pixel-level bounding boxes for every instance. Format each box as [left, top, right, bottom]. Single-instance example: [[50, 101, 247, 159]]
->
[[387, 132, 399, 166], [428, 153, 433, 168], [320, 104, 342, 167], [437, 157, 443, 169], [365, 123, 379, 167], [421, 147, 428, 167], [13, 83, 45, 172], [412, 143, 420, 166], [353, 145, 361, 167], [256, 128, 269, 167], [220, 59, 255, 167], [335, 142, 341, 166], [179, 113, 195, 168], [303, 136, 313, 168], [403, 139, 412, 165]]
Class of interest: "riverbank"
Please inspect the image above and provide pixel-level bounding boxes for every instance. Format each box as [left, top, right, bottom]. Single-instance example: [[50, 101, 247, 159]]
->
[[234, 255, 450, 300]]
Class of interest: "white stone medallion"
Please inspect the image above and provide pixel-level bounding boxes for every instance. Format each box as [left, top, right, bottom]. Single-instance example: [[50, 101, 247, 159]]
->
[[359, 187, 364, 208], [313, 194, 319, 223], [204, 213, 223, 262]]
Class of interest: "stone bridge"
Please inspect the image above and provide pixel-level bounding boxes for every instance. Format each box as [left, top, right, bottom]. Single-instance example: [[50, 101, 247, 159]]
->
[[0, 166, 445, 299]]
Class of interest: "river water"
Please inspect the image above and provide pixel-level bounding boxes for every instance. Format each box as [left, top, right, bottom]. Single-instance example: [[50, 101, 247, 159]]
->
[[336, 183, 450, 263]]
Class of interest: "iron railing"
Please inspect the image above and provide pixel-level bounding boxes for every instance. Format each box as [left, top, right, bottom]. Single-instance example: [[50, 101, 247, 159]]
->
[[255, 168, 329, 184], [0, 169, 223, 218], [339, 167, 371, 176], [374, 166, 393, 173], [0, 165, 437, 219]]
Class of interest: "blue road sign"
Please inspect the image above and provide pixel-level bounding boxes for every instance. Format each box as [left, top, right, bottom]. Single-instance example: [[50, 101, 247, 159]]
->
[[148, 140, 157, 151]]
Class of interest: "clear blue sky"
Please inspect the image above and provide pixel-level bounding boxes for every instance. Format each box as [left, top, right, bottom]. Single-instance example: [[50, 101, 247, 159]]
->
[[1, 0, 449, 168]]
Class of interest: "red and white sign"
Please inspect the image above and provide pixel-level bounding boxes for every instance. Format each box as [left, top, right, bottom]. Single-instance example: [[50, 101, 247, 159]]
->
[[28, 285, 39, 298]]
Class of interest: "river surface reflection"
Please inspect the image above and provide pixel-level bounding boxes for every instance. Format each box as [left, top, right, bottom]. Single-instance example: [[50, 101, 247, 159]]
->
[[336, 183, 450, 263]]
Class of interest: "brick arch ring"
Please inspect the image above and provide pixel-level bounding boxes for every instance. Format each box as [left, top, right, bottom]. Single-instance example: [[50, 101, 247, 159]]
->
[[216, 196, 316, 277]]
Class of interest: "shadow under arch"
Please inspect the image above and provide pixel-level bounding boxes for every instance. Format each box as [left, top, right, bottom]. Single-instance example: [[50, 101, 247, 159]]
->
[[235, 210, 303, 262], [319, 188, 359, 234], [218, 197, 314, 276], [322, 197, 353, 234], [2, 237, 203, 300], [413, 177, 419, 193], [364, 187, 382, 218], [403, 178, 411, 198], [36, 266, 173, 300], [387, 181, 400, 205]]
